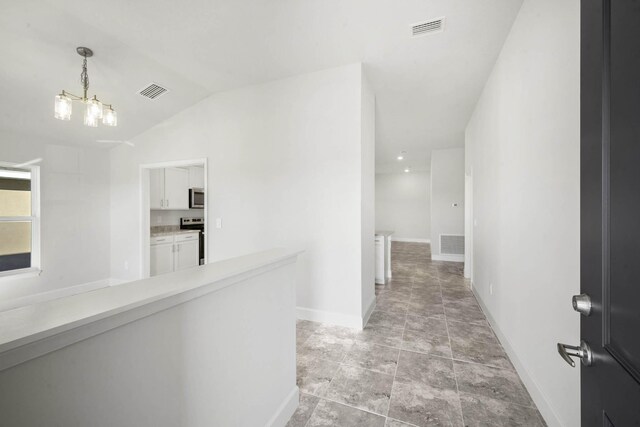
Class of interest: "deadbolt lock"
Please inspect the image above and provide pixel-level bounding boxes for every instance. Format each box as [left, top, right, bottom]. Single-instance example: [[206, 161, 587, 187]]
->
[[572, 293, 592, 316]]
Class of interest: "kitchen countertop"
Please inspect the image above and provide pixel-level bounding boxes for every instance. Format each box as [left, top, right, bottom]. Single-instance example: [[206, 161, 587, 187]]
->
[[150, 229, 200, 238]]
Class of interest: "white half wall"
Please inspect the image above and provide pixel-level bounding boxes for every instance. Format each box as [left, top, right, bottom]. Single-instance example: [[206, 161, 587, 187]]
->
[[430, 148, 465, 260], [0, 251, 298, 427], [110, 63, 374, 328], [464, 0, 580, 425], [0, 131, 111, 302], [375, 172, 430, 242]]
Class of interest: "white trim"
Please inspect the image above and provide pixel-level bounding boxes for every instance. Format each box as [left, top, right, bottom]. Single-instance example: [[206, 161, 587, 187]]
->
[[296, 306, 365, 330], [431, 254, 464, 262], [362, 294, 376, 328], [390, 237, 431, 243], [0, 278, 111, 312], [265, 386, 299, 427], [0, 165, 41, 276], [473, 289, 560, 427], [0, 267, 41, 282]]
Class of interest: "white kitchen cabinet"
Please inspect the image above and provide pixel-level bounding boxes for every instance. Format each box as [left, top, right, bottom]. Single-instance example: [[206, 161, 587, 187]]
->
[[164, 168, 189, 209], [375, 236, 385, 284], [150, 232, 199, 276], [175, 239, 199, 271], [150, 167, 190, 210], [374, 231, 394, 285], [150, 237, 174, 276], [188, 166, 205, 188], [149, 169, 165, 210]]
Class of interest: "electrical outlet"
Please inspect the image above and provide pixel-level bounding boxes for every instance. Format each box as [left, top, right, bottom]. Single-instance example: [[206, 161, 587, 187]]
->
[[489, 283, 493, 295], [156, 216, 162, 224], [124, 261, 129, 271], [216, 218, 222, 229]]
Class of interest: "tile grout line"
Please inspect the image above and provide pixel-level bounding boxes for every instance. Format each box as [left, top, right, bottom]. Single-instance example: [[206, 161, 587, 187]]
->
[[384, 276, 412, 423], [438, 273, 467, 427], [304, 392, 389, 421]]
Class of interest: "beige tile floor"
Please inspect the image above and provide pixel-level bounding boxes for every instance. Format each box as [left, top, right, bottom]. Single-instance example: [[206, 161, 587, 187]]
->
[[287, 242, 546, 427]]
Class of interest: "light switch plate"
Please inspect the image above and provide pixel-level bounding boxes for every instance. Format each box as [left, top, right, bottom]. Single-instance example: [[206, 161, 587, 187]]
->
[[216, 218, 222, 229]]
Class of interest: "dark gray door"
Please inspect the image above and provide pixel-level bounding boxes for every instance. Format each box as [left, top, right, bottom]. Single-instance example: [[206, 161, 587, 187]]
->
[[578, 0, 640, 424]]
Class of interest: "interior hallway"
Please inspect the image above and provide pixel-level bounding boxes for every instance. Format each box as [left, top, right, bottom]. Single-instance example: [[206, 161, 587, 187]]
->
[[289, 242, 545, 426]]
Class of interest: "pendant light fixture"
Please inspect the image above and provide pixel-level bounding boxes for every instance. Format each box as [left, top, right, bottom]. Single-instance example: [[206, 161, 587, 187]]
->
[[54, 47, 117, 127]]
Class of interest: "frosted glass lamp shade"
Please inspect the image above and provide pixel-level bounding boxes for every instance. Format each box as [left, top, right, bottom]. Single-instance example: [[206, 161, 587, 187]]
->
[[102, 107, 117, 126], [87, 97, 103, 119], [84, 106, 99, 127], [54, 94, 72, 120]]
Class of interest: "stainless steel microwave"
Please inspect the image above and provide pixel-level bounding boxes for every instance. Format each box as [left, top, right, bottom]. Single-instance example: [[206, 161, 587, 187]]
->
[[189, 188, 205, 209]]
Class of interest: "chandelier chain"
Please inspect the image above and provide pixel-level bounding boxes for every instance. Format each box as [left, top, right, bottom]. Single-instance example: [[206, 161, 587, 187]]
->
[[80, 56, 89, 99]]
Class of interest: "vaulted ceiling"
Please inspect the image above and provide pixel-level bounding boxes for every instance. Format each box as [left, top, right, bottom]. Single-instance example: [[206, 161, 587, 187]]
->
[[0, 0, 522, 172]]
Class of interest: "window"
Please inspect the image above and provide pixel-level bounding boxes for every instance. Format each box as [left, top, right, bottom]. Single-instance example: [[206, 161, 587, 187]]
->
[[0, 165, 40, 276]]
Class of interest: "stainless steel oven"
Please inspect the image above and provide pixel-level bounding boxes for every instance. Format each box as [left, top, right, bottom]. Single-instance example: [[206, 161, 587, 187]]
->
[[180, 217, 205, 265], [189, 188, 204, 209]]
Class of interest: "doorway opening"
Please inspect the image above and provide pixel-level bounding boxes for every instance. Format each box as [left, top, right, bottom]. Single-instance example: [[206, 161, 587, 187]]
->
[[140, 158, 208, 278]]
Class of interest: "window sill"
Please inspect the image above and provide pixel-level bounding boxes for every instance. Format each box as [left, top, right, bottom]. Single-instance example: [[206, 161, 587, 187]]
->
[[0, 268, 41, 282]]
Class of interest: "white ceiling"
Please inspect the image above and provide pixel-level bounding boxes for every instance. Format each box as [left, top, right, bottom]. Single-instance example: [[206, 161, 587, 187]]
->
[[0, 0, 522, 172]]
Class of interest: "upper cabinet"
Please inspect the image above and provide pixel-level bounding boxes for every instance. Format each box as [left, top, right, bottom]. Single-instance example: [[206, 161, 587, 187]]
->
[[188, 166, 205, 188], [150, 167, 190, 210], [149, 169, 165, 210]]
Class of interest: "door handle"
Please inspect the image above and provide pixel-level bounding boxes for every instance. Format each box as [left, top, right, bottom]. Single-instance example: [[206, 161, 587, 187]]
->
[[557, 340, 593, 367], [160, 199, 164, 208]]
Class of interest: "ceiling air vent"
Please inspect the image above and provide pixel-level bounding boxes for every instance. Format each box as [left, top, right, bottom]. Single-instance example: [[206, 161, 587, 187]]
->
[[138, 83, 169, 100], [411, 17, 445, 37]]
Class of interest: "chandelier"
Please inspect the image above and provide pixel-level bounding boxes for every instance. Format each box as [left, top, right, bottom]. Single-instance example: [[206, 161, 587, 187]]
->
[[54, 47, 117, 127]]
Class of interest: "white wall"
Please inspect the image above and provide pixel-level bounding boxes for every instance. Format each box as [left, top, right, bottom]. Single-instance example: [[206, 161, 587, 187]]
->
[[430, 148, 465, 259], [110, 63, 375, 328], [464, 0, 580, 425], [0, 131, 111, 303], [360, 71, 375, 319], [375, 172, 430, 242]]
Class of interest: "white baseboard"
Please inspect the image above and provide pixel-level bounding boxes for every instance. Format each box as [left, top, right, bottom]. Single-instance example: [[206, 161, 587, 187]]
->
[[296, 306, 365, 330], [473, 289, 561, 427], [362, 294, 377, 328], [0, 278, 112, 312], [391, 237, 431, 243], [431, 254, 464, 262], [266, 386, 299, 427]]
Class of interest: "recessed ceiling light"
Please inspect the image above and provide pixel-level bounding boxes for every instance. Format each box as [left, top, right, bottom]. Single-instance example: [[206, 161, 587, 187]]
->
[[397, 155, 404, 160], [404, 168, 410, 173]]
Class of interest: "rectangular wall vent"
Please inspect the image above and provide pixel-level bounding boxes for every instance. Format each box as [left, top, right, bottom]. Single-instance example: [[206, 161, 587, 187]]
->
[[440, 234, 464, 255], [138, 83, 169, 100], [411, 17, 445, 37]]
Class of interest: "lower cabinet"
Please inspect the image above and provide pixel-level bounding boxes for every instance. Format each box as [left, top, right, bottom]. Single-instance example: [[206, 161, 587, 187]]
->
[[175, 238, 199, 271], [375, 236, 385, 284], [150, 232, 199, 276]]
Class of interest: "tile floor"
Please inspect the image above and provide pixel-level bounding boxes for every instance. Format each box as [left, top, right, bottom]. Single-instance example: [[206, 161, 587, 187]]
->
[[288, 242, 546, 427]]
